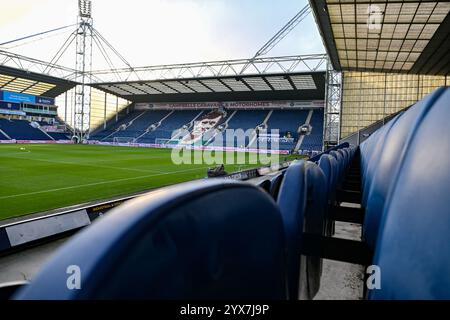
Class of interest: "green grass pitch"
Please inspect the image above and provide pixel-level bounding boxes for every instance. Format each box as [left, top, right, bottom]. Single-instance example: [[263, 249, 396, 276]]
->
[[0, 144, 286, 220]]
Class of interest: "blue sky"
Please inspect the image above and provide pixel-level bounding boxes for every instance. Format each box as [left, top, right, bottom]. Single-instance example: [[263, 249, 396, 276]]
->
[[0, 0, 325, 69]]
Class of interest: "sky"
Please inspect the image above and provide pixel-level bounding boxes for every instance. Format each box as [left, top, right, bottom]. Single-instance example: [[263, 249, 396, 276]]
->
[[0, 0, 325, 70]]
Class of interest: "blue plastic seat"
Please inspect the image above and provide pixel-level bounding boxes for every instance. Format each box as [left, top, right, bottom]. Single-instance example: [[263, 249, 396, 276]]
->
[[361, 87, 446, 249], [318, 154, 338, 236], [369, 87, 450, 299], [360, 114, 402, 207], [269, 172, 285, 199], [277, 160, 327, 300], [329, 150, 344, 182], [341, 148, 351, 169], [15, 179, 287, 300]]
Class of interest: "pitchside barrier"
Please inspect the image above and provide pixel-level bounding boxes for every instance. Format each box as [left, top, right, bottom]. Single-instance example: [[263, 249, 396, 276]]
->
[[1, 139, 292, 154], [88, 140, 291, 154], [0, 195, 133, 256], [0, 161, 291, 256], [0, 140, 72, 144]]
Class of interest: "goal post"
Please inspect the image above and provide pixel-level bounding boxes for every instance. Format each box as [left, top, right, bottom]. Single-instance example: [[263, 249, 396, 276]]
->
[[113, 137, 136, 145]]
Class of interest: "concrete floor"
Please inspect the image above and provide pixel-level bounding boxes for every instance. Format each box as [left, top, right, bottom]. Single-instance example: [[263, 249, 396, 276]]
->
[[314, 221, 365, 300]]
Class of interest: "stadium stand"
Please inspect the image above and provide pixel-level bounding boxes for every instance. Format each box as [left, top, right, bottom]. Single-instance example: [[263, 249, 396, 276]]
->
[[90, 108, 322, 152], [46, 132, 70, 140], [300, 109, 324, 151], [224, 110, 269, 147], [266, 110, 308, 138], [12, 86, 450, 300], [104, 110, 171, 141], [0, 119, 51, 141], [261, 110, 308, 150], [136, 110, 200, 144], [0, 129, 9, 140]]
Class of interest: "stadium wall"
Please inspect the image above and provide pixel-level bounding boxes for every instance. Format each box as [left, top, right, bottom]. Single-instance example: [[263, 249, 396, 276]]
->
[[340, 71, 449, 138]]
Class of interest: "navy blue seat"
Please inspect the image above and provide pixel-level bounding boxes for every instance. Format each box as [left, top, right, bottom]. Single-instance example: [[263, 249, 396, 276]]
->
[[258, 179, 272, 194], [269, 172, 284, 199], [338, 148, 349, 170], [361, 87, 446, 249], [277, 160, 327, 300], [369, 87, 450, 299], [360, 115, 401, 207], [0, 119, 50, 140], [318, 154, 338, 236], [329, 150, 345, 183], [15, 180, 287, 300]]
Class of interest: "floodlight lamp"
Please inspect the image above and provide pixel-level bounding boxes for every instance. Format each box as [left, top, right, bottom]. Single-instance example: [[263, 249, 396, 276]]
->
[[79, 0, 92, 18]]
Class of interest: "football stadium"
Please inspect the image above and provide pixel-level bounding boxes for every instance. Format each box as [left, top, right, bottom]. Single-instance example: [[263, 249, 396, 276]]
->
[[0, 0, 449, 305]]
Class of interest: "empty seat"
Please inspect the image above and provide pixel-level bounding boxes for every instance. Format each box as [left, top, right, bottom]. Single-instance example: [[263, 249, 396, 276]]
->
[[318, 154, 338, 236], [360, 114, 402, 207], [269, 172, 285, 199], [277, 160, 327, 300], [329, 150, 345, 183], [361, 87, 446, 249], [369, 87, 450, 299], [15, 179, 287, 300]]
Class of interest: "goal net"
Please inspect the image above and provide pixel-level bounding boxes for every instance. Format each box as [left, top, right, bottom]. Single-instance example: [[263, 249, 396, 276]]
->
[[113, 137, 136, 145]]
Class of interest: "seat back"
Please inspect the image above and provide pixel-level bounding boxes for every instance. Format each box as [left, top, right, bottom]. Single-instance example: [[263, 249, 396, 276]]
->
[[15, 180, 287, 300], [361, 87, 446, 249], [277, 160, 327, 300], [370, 87, 450, 299], [329, 150, 344, 182], [269, 172, 285, 199], [318, 154, 337, 236], [360, 114, 402, 207]]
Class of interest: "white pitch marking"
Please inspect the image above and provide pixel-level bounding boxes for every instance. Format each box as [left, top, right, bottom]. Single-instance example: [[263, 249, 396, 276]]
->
[[0, 166, 210, 200], [1, 154, 164, 174]]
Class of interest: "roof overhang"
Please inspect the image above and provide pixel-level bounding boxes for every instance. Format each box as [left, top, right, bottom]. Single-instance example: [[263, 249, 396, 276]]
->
[[310, 0, 450, 75], [0, 65, 77, 97], [92, 71, 326, 103]]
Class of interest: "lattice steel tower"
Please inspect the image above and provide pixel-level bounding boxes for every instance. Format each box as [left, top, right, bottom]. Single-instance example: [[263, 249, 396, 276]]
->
[[74, 0, 93, 141], [323, 60, 342, 149]]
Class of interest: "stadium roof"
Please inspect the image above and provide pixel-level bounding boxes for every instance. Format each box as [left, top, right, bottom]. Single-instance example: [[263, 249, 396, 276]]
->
[[93, 71, 326, 103], [0, 65, 77, 97], [310, 0, 450, 75]]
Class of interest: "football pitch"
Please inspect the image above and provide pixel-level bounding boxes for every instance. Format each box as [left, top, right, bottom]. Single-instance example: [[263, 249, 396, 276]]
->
[[0, 144, 287, 220]]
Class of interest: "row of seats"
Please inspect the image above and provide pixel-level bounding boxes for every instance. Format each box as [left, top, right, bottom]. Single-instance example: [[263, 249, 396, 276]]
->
[[11, 137, 353, 300], [91, 109, 323, 152], [306, 87, 450, 299], [137, 110, 200, 143], [301, 110, 324, 152], [15, 154, 346, 300], [46, 132, 70, 140], [360, 86, 450, 299], [0, 119, 50, 140], [13, 87, 450, 299]]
